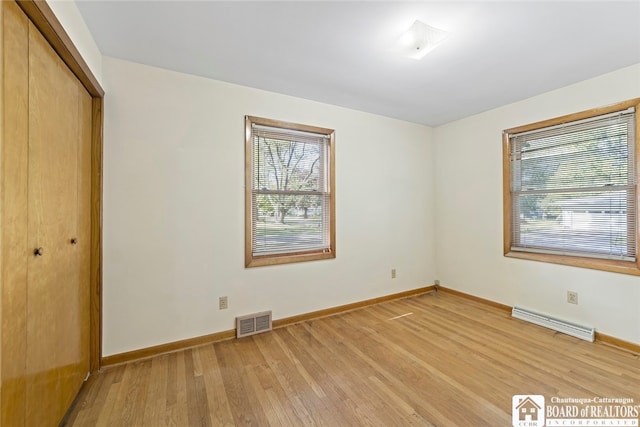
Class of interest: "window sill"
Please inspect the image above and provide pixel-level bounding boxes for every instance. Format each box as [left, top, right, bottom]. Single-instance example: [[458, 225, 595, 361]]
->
[[246, 249, 335, 268], [504, 250, 640, 276]]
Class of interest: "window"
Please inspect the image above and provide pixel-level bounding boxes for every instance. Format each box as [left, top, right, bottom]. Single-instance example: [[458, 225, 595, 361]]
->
[[245, 116, 335, 267], [503, 98, 640, 275]]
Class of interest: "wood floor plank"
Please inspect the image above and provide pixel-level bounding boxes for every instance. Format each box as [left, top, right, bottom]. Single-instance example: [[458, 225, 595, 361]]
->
[[235, 335, 304, 426], [277, 326, 367, 426], [253, 331, 331, 426], [407, 294, 640, 397], [110, 359, 152, 426], [94, 381, 121, 427], [216, 340, 271, 426], [183, 349, 211, 427], [297, 319, 435, 426], [194, 345, 235, 426], [317, 312, 496, 426], [141, 354, 168, 426], [163, 350, 189, 426], [270, 331, 326, 399], [66, 292, 640, 426]]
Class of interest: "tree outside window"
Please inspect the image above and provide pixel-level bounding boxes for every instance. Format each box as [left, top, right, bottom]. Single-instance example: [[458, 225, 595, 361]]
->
[[245, 116, 335, 267]]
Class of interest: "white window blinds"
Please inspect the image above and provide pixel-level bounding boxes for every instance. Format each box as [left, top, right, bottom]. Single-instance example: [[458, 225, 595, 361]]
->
[[509, 108, 636, 261], [251, 124, 331, 256]]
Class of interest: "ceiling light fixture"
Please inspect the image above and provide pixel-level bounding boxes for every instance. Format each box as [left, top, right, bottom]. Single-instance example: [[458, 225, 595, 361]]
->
[[399, 20, 449, 60]]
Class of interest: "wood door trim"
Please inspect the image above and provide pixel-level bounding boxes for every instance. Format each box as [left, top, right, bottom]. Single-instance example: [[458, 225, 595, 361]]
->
[[16, 0, 103, 97], [14, 0, 103, 372], [89, 97, 103, 373]]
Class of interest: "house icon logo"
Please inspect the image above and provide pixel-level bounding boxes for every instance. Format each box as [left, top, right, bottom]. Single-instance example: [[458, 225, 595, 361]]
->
[[512, 395, 545, 427]]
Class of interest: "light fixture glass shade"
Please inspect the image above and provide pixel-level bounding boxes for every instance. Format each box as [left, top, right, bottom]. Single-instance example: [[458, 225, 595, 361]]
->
[[399, 20, 449, 60]]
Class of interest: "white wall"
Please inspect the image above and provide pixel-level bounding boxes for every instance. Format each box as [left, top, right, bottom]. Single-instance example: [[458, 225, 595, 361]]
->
[[102, 57, 436, 356], [46, 0, 102, 84], [52, 0, 639, 351], [434, 64, 640, 344]]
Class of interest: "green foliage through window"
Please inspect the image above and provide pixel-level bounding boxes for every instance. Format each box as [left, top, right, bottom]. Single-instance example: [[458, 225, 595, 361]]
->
[[246, 116, 335, 265], [509, 108, 636, 260]]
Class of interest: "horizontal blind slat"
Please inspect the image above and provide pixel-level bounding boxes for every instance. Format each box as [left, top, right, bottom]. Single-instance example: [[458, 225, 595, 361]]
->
[[251, 122, 331, 256], [510, 108, 636, 260]]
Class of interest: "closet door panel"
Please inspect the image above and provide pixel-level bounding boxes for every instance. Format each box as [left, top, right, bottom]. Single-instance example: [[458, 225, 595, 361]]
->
[[76, 79, 92, 379], [1, 2, 92, 425], [25, 21, 86, 426], [0, 2, 29, 426]]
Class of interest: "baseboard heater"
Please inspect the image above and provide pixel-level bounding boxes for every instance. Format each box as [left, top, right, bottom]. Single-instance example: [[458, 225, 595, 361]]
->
[[512, 307, 595, 342], [236, 310, 272, 338]]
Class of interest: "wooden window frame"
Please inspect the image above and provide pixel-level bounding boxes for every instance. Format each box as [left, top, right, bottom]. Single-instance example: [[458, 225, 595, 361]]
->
[[245, 116, 336, 267], [503, 98, 640, 276]]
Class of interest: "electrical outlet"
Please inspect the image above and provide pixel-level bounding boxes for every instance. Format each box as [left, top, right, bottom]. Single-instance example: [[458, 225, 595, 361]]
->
[[567, 291, 578, 305], [219, 296, 228, 310], [391, 268, 396, 279], [434, 279, 440, 286]]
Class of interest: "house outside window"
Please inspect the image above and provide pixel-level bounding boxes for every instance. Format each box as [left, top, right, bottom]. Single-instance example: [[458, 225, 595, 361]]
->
[[503, 98, 640, 275], [245, 116, 335, 267]]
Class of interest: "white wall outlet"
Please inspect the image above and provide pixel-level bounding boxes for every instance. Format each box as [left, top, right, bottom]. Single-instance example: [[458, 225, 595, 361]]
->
[[219, 296, 228, 310], [434, 279, 440, 286], [567, 291, 578, 305], [391, 268, 397, 279]]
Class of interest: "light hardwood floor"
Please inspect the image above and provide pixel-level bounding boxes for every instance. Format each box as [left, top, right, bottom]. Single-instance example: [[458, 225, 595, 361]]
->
[[63, 291, 640, 426]]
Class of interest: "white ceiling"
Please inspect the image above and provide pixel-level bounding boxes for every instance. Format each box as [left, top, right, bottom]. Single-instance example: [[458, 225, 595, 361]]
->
[[76, 1, 640, 126]]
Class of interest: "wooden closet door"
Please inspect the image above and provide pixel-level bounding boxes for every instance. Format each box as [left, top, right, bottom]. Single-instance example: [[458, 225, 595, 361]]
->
[[25, 20, 91, 427], [1, 2, 30, 425]]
